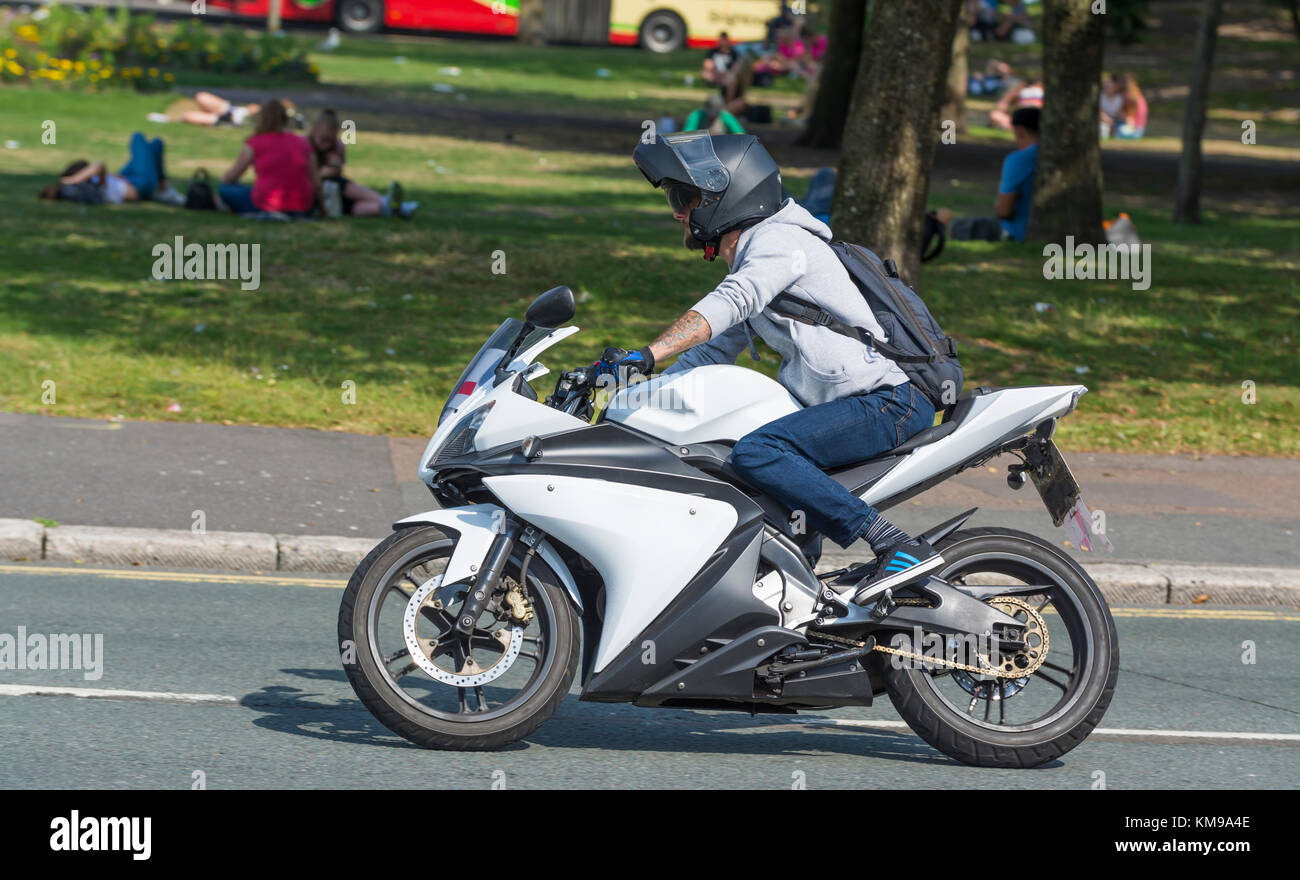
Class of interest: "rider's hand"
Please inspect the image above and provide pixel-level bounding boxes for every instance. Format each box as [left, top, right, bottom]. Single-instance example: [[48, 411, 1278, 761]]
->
[[594, 346, 655, 383]]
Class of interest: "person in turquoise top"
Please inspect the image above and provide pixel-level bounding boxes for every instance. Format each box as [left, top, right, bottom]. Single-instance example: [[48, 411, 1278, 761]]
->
[[934, 106, 1039, 242], [683, 95, 747, 135]]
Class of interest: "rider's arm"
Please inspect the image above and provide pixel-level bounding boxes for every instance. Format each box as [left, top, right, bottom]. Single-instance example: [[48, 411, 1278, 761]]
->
[[686, 230, 803, 340], [648, 309, 713, 364], [662, 321, 752, 374]]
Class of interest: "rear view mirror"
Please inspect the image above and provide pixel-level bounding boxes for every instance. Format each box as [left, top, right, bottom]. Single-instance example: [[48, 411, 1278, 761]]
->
[[525, 286, 575, 329]]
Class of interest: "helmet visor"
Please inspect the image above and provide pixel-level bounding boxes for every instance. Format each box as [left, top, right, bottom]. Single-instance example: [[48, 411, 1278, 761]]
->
[[663, 181, 701, 214], [660, 131, 731, 193]]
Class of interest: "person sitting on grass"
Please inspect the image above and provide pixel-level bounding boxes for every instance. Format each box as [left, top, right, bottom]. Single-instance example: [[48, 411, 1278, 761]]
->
[[38, 132, 185, 206], [683, 94, 747, 136], [1099, 73, 1125, 138], [932, 106, 1039, 243], [308, 109, 418, 219], [218, 99, 322, 219], [970, 0, 1031, 41], [701, 32, 738, 87], [1116, 72, 1148, 139]]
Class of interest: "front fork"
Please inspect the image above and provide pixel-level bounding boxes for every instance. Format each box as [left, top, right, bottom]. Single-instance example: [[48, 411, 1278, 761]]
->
[[451, 519, 523, 635]]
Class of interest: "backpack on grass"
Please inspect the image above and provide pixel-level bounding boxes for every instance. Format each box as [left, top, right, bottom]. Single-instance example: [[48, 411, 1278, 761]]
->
[[770, 241, 964, 409], [184, 169, 217, 211]]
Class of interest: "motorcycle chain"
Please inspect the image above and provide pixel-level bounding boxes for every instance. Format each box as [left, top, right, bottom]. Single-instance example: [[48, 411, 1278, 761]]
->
[[808, 597, 1048, 680]]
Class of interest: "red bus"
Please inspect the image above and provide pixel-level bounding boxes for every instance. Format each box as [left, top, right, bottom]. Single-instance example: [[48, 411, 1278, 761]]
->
[[205, 1, 780, 51]]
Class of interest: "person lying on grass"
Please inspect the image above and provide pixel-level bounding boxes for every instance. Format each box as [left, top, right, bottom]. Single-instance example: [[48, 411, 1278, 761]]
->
[[38, 132, 185, 206], [218, 99, 323, 219], [308, 109, 418, 219], [148, 92, 305, 130]]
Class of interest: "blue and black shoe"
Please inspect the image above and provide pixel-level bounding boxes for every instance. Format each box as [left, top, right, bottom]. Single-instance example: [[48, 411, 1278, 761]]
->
[[852, 539, 944, 605]]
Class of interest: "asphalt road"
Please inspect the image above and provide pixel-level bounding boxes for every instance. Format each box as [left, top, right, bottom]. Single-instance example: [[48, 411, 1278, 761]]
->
[[1, 563, 1296, 789]]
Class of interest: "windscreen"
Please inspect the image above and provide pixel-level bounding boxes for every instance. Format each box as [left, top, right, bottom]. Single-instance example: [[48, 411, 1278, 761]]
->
[[439, 319, 524, 425]]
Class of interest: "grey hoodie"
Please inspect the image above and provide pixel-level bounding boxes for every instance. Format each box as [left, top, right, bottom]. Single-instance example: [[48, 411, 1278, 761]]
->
[[665, 199, 908, 407]]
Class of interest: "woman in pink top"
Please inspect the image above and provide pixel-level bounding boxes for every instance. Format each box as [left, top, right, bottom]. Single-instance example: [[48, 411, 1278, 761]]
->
[[219, 99, 321, 217], [1117, 73, 1148, 139]]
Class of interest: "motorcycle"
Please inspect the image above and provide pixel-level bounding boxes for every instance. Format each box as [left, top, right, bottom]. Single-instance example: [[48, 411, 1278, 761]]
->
[[338, 286, 1118, 767]]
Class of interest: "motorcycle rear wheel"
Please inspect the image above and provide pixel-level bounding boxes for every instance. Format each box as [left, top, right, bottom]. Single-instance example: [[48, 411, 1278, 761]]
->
[[884, 527, 1119, 768]]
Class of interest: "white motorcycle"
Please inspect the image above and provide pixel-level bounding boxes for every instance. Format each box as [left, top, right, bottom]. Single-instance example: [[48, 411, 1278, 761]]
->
[[339, 286, 1118, 767]]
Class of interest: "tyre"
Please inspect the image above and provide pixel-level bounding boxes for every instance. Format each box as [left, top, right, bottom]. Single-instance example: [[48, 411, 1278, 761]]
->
[[884, 527, 1119, 768], [639, 10, 687, 53], [337, 0, 384, 34], [338, 526, 580, 750]]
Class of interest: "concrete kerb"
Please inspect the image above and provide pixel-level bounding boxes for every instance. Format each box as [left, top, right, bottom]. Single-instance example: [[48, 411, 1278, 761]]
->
[[2, 519, 1298, 606]]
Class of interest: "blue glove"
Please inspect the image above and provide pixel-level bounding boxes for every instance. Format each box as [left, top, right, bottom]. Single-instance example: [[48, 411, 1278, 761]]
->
[[594, 346, 655, 382]]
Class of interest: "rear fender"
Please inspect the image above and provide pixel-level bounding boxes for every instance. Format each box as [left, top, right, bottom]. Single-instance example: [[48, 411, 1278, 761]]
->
[[393, 504, 582, 611]]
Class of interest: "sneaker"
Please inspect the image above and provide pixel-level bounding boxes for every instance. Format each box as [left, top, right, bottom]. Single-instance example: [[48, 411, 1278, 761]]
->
[[322, 180, 343, 218], [383, 181, 403, 217], [397, 199, 419, 219], [153, 185, 186, 207], [851, 539, 944, 605]]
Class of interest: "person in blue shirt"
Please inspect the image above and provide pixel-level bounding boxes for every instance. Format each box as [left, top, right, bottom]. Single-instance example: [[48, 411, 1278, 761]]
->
[[934, 106, 1039, 243]]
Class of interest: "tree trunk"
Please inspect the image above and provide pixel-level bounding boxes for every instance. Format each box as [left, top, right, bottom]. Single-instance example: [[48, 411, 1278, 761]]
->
[[517, 0, 545, 46], [795, 0, 868, 149], [1028, 0, 1106, 245], [832, 0, 964, 285], [940, 14, 970, 135], [1174, 0, 1225, 223]]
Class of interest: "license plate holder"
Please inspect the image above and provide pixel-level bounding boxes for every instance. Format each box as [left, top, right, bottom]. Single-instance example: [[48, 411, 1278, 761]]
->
[[1027, 440, 1081, 528]]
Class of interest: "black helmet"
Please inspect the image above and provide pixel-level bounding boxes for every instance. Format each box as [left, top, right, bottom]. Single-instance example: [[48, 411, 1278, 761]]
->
[[633, 132, 783, 260]]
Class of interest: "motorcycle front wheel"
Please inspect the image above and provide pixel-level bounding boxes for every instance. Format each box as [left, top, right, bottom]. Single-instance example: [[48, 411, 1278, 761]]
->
[[338, 526, 580, 750], [884, 527, 1119, 768]]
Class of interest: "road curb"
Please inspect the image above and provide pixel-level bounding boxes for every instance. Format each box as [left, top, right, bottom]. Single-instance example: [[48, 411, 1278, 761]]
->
[[3, 518, 1298, 606]]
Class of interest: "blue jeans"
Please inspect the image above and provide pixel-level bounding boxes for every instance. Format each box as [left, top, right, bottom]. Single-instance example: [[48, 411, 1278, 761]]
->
[[117, 132, 164, 200], [218, 183, 257, 214], [730, 381, 935, 548]]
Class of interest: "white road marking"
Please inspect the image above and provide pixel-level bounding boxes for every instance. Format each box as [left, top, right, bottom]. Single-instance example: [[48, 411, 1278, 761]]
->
[[0, 684, 237, 704], [803, 717, 1300, 742]]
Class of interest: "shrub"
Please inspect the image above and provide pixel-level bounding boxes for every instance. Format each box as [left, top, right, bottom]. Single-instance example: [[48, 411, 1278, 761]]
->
[[0, 3, 317, 90]]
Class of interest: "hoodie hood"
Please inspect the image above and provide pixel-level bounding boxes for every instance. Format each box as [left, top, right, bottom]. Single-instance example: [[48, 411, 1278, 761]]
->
[[742, 197, 833, 245]]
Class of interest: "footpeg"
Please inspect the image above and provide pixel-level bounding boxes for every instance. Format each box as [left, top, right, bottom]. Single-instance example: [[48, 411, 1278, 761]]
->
[[871, 588, 895, 621]]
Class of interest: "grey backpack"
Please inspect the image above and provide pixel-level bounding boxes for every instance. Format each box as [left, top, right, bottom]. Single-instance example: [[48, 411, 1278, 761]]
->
[[770, 241, 964, 410]]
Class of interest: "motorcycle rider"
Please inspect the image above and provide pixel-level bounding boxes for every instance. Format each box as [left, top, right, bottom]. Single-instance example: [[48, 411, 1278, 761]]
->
[[604, 132, 946, 595]]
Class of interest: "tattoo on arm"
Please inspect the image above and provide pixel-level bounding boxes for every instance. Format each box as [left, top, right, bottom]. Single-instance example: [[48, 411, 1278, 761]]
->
[[649, 310, 712, 362]]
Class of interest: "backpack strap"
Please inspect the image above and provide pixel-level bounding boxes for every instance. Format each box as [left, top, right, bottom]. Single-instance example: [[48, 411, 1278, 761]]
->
[[768, 292, 934, 365]]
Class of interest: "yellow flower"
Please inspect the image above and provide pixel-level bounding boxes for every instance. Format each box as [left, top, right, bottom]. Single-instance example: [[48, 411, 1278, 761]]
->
[[89, 59, 100, 70], [164, 72, 174, 82], [60, 57, 72, 70], [74, 61, 85, 73], [149, 67, 158, 77], [4, 48, 15, 59]]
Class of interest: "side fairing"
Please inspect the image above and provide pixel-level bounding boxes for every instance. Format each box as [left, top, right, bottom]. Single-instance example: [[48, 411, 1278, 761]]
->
[[481, 473, 738, 673]]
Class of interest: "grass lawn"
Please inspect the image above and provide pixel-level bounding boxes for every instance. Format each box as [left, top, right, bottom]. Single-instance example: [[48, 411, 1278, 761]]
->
[[1, 25, 1296, 456]]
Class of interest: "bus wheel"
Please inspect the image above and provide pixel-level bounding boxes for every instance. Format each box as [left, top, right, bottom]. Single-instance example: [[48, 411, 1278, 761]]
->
[[639, 10, 686, 53], [338, 0, 384, 33]]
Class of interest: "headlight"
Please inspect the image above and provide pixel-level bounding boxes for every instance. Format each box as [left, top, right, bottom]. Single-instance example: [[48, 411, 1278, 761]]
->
[[428, 402, 494, 468]]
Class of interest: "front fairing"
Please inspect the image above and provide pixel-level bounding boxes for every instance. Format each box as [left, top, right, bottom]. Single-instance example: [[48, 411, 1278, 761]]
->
[[418, 325, 582, 484]]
